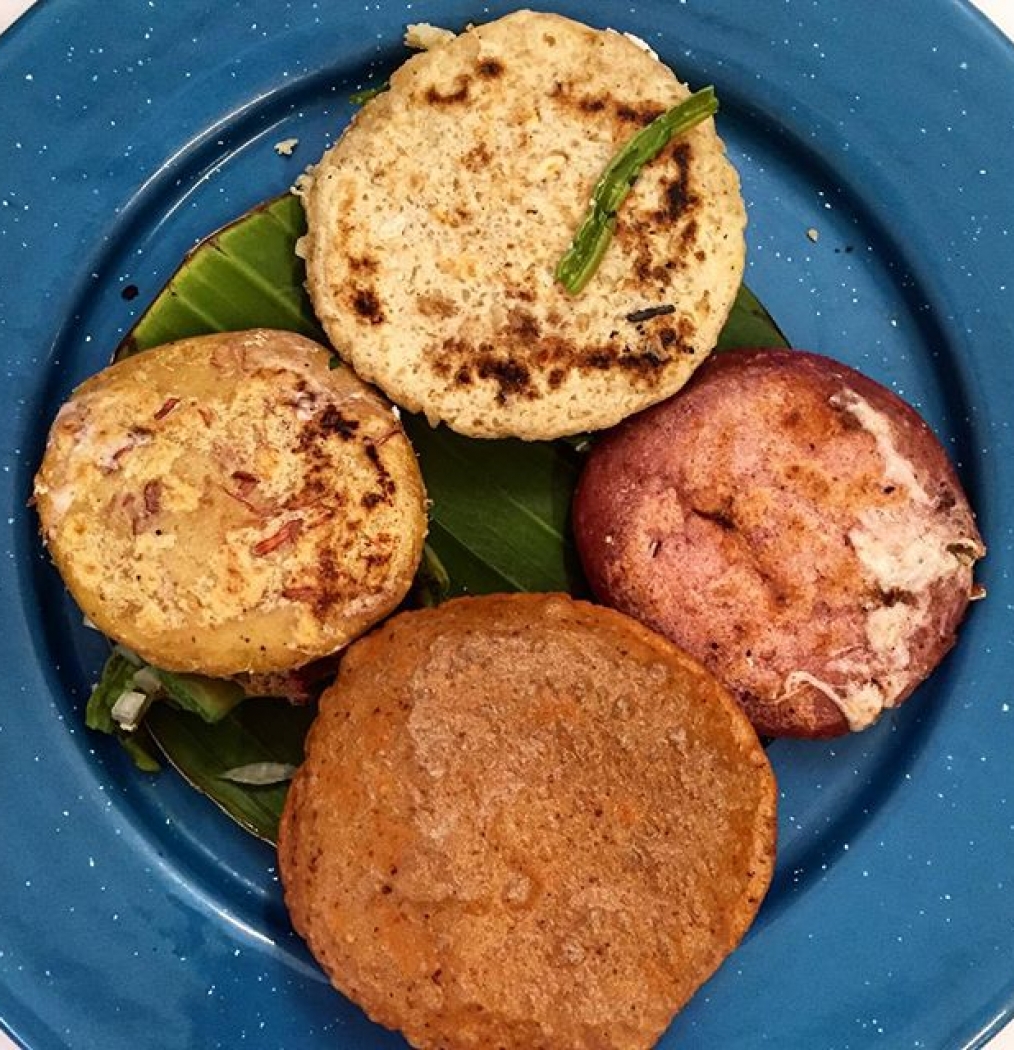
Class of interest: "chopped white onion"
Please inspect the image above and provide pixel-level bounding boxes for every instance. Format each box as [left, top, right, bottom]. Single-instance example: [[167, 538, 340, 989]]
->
[[111, 689, 153, 733], [217, 762, 297, 786], [130, 666, 163, 695]]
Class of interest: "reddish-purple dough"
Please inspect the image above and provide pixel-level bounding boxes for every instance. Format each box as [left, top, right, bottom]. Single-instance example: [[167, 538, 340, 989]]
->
[[573, 348, 985, 737]]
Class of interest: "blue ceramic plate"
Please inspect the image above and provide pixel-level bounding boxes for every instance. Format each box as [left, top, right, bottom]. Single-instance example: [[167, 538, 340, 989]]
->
[[1, 1, 1012, 1047]]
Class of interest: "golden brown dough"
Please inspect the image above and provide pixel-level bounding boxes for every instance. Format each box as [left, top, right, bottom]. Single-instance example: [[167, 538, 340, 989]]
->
[[34, 329, 427, 675], [279, 592, 776, 1050]]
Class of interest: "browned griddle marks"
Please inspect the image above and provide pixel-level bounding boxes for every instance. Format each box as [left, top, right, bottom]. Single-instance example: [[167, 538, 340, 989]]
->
[[349, 255, 379, 274], [364, 442, 397, 499], [547, 81, 664, 127], [477, 355, 535, 403], [462, 142, 493, 171], [679, 218, 699, 248], [507, 309, 541, 341], [351, 287, 385, 325], [662, 142, 698, 221], [476, 57, 503, 78], [616, 102, 666, 125], [296, 538, 391, 620], [417, 293, 458, 319], [434, 323, 681, 399], [318, 405, 361, 441], [297, 405, 360, 450], [425, 76, 470, 105]]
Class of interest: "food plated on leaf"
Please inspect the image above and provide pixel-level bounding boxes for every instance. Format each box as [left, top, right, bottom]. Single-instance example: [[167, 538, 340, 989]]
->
[[34, 330, 427, 682], [280, 593, 776, 1050], [23, 6, 989, 1050]]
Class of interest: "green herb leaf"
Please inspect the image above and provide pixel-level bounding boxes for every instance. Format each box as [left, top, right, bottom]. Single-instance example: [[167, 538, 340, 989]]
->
[[146, 699, 316, 843], [555, 86, 719, 295]]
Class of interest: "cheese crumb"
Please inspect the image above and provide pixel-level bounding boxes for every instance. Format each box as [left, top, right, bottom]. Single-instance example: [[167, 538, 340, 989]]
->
[[829, 388, 929, 502], [273, 138, 299, 157], [290, 167, 315, 200], [780, 670, 887, 732], [404, 23, 456, 50]]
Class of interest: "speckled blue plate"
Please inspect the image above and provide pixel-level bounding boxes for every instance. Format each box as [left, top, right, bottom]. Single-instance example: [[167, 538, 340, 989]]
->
[[1, 1, 1013, 1048]]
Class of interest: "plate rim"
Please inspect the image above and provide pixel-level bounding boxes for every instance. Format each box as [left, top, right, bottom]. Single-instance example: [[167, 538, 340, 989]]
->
[[1, 1, 1013, 1048]]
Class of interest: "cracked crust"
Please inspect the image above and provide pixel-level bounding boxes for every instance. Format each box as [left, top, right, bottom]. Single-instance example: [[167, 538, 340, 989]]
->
[[299, 10, 746, 439], [279, 593, 776, 1050], [33, 330, 427, 675], [573, 348, 985, 737]]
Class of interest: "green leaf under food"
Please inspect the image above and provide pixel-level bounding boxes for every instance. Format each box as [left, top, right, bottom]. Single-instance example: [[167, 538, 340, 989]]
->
[[85, 652, 162, 771], [153, 668, 247, 723], [555, 87, 719, 295], [717, 284, 789, 351], [113, 187, 788, 840], [146, 699, 317, 843], [402, 415, 588, 597], [410, 542, 452, 608], [120, 195, 324, 358], [119, 726, 162, 773]]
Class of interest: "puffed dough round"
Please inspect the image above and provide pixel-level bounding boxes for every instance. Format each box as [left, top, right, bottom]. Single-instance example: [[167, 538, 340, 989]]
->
[[299, 10, 746, 440], [279, 593, 776, 1050], [34, 329, 427, 675], [573, 348, 985, 737]]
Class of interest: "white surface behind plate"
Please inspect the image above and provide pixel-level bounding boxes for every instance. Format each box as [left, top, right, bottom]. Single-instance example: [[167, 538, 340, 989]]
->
[[0, 0, 1011, 1048]]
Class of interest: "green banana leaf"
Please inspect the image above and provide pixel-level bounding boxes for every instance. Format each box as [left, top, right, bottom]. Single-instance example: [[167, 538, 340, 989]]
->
[[146, 699, 316, 844], [717, 284, 791, 352], [153, 668, 247, 723], [120, 196, 324, 354], [111, 191, 787, 843], [85, 652, 162, 772]]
